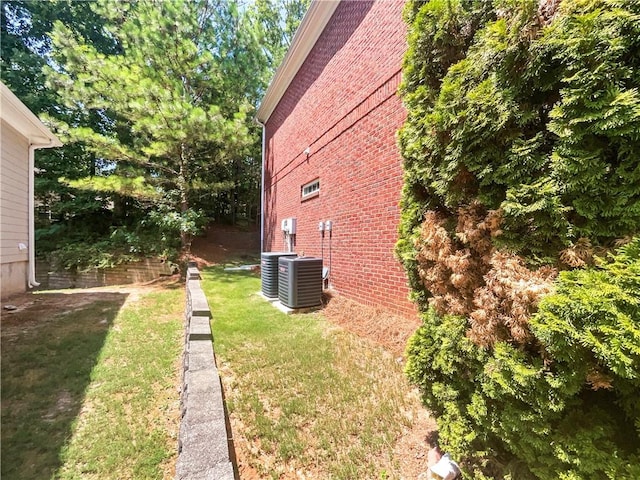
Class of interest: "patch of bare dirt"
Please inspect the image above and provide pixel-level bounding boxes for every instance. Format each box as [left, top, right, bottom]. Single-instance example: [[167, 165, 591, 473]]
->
[[42, 390, 75, 422], [1, 276, 182, 334], [394, 394, 439, 478], [188, 224, 260, 267], [2, 291, 121, 336]]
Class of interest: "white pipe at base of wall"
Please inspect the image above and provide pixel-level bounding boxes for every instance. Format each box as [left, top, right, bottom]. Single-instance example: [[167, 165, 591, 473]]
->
[[28, 141, 52, 288]]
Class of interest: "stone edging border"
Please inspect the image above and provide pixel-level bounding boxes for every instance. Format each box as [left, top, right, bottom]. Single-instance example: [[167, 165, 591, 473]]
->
[[175, 264, 235, 479]]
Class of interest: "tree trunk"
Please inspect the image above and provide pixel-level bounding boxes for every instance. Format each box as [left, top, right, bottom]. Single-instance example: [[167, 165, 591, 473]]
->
[[179, 145, 191, 250], [232, 160, 239, 225]]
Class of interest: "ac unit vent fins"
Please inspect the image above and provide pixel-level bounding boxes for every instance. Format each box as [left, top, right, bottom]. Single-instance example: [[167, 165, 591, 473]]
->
[[261, 252, 297, 299], [278, 257, 323, 308]]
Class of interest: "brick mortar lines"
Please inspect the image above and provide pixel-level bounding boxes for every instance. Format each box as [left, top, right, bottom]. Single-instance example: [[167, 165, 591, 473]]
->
[[269, 69, 402, 187]]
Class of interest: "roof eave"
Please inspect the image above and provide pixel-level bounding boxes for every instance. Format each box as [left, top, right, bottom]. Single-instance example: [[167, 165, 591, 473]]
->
[[1, 82, 63, 148], [255, 0, 340, 125]]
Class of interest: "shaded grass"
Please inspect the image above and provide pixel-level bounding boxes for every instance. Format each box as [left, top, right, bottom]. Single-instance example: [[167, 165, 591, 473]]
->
[[56, 289, 183, 479], [1, 294, 125, 480], [1, 288, 184, 480], [203, 266, 418, 479]]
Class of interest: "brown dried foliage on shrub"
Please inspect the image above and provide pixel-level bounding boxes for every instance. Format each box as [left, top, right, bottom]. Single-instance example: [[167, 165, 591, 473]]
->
[[538, 0, 562, 25], [414, 202, 557, 347], [586, 368, 614, 391], [559, 237, 594, 268], [469, 252, 556, 346]]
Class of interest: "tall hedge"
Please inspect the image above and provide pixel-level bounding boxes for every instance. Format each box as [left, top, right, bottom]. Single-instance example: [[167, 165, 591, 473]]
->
[[398, 0, 640, 478]]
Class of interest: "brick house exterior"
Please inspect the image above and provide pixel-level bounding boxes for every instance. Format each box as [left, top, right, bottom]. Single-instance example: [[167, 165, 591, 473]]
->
[[256, 0, 416, 318]]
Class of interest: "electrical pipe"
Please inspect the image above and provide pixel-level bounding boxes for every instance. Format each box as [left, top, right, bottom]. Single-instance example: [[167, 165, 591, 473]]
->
[[325, 220, 332, 286], [252, 113, 267, 253]]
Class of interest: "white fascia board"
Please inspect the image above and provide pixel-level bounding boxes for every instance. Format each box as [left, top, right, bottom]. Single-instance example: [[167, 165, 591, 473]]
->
[[1, 82, 62, 148], [256, 0, 340, 124]]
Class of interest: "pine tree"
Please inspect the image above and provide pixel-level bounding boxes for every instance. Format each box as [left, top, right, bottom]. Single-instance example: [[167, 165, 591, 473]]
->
[[45, 0, 252, 246]]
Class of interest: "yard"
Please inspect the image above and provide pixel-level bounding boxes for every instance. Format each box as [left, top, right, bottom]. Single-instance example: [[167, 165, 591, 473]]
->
[[202, 262, 434, 479], [1, 282, 184, 480], [1, 243, 434, 479]]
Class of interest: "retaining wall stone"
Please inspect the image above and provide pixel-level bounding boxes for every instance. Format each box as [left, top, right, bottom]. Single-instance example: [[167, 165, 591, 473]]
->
[[176, 264, 234, 480]]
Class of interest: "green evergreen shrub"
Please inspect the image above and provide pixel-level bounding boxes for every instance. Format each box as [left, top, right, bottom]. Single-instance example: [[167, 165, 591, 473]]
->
[[399, 0, 640, 262], [531, 238, 640, 429], [407, 241, 640, 479], [399, 0, 640, 478]]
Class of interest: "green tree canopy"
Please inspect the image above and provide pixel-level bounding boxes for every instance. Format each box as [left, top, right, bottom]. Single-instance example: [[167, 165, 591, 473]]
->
[[2, 0, 310, 266], [45, 0, 255, 246]]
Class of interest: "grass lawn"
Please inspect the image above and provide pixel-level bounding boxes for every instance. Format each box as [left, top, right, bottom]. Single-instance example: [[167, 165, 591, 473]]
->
[[1, 286, 184, 480], [202, 264, 422, 479]]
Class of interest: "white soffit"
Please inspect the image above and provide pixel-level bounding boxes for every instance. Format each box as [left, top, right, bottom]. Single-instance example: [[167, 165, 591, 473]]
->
[[256, 0, 340, 124], [1, 81, 62, 147]]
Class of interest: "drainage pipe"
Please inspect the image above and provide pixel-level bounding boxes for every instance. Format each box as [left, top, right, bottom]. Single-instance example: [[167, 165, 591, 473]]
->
[[28, 141, 54, 287]]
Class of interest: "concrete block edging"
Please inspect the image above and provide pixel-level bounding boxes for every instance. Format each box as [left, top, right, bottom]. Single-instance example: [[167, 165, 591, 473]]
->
[[176, 263, 234, 480]]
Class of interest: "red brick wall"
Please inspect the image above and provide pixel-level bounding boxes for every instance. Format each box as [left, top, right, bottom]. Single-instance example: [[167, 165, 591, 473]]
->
[[263, 0, 417, 318]]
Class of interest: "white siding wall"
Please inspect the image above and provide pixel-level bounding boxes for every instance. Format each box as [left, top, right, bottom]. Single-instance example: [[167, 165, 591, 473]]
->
[[1, 119, 29, 296]]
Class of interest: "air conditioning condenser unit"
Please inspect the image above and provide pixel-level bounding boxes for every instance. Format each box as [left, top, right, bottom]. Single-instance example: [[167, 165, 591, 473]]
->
[[278, 257, 323, 308], [261, 252, 297, 299]]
